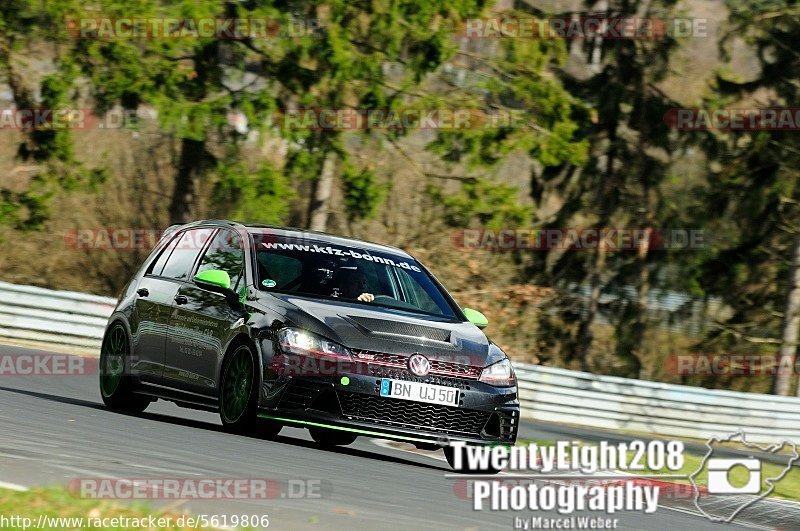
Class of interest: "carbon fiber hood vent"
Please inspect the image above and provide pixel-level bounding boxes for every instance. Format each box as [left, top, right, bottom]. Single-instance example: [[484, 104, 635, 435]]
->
[[347, 315, 451, 343]]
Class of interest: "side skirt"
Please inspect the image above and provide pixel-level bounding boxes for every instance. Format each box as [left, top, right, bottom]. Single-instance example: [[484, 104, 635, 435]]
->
[[134, 382, 218, 412]]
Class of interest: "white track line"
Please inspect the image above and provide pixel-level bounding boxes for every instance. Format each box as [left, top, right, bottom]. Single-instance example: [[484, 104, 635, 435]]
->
[[0, 480, 29, 491]]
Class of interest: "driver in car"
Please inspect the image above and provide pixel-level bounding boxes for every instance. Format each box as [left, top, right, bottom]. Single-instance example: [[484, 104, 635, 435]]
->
[[336, 267, 375, 302]]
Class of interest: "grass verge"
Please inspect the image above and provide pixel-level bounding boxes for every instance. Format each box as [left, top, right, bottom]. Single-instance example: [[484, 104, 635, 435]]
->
[[634, 449, 800, 502]]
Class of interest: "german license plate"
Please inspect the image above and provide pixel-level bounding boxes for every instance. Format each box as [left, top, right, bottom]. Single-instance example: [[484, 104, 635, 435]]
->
[[379, 378, 459, 406]]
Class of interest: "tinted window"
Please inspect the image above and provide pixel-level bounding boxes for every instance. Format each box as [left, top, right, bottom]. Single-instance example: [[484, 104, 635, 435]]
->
[[197, 230, 245, 290], [148, 233, 180, 276], [161, 229, 214, 280]]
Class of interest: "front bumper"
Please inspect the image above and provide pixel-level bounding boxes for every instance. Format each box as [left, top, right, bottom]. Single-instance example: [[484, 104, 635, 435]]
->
[[259, 369, 520, 446]]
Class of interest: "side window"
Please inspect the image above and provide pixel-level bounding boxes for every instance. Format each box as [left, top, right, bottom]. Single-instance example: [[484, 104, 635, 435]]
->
[[148, 233, 181, 276], [197, 230, 245, 291], [161, 229, 213, 280]]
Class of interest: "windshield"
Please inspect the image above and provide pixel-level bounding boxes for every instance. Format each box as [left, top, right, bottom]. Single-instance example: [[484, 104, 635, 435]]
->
[[251, 233, 458, 319]]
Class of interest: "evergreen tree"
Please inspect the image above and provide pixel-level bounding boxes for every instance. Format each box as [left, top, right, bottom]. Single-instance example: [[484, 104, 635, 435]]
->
[[692, 0, 800, 395]]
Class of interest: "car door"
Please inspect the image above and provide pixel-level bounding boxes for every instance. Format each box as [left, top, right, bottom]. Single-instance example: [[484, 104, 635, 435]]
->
[[163, 228, 246, 395], [136, 227, 214, 388], [130, 232, 182, 384]]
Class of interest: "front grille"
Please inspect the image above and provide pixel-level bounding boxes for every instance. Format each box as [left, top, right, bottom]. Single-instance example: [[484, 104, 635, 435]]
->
[[352, 350, 481, 379], [339, 391, 491, 437], [355, 351, 406, 365], [430, 359, 481, 379], [367, 367, 471, 390]]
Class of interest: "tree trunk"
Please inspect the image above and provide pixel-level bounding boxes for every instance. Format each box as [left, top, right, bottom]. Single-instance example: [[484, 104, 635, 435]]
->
[[630, 229, 650, 377], [775, 233, 800, 396], [629, 72, 652, 379], [308, 151, 337, 232], [589, 0, 607, 72], [169, 138, 206, 225], [577, 245, 606, 372]]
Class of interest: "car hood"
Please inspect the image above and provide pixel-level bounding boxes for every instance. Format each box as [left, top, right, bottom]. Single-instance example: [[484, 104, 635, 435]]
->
[[256, 293, 502, 366]]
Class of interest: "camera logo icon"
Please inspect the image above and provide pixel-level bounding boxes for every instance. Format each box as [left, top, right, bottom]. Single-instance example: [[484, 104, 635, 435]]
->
[[707, 458, 762, 494]]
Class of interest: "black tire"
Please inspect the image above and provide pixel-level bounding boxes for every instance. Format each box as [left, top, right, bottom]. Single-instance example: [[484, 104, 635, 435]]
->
[[99, 322, 150, 412], [219, 343, 260, 433], [309, 427, 358, 447], [256, 417, 283, 439], [443, 446, 501, 474]]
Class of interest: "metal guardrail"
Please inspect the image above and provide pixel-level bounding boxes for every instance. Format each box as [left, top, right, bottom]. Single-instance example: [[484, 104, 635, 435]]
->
[[515, 363, 800, 443], [0, 281, 116, 350], [0, 281, 798, 442]]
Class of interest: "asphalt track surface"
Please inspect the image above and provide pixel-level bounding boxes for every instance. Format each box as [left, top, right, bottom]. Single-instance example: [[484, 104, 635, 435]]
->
[[0, 344, 770, 530]]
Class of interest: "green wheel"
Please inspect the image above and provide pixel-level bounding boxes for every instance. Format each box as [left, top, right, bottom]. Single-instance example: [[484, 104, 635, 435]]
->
[[99, 323, 150, 412], [219, 344, 259, 432]]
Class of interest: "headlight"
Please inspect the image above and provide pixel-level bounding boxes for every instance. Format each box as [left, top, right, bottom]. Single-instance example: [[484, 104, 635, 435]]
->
[[479, 358, 516, 387], [277, 328, 351, 360]]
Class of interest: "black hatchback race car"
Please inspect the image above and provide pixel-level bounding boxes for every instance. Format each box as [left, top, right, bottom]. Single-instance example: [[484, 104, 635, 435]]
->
[[99, 220, 519, 469]]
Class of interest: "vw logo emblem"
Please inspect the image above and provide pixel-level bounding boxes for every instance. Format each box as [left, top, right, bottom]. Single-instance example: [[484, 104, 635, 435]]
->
[[408, 354, 430, 377]]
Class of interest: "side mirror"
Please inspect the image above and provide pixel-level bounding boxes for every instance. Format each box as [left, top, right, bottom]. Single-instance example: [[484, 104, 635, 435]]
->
[[194, 269, 231, 290], [463, 307, 489, 329], [194, 270, 243, 311]]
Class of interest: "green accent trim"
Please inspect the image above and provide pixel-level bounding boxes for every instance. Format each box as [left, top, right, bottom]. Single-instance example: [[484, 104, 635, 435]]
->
[[257, 414, 432, 443], [463, 307, 489, 328], [194, 269, 231, 290], [340, 376, 350, 386]]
